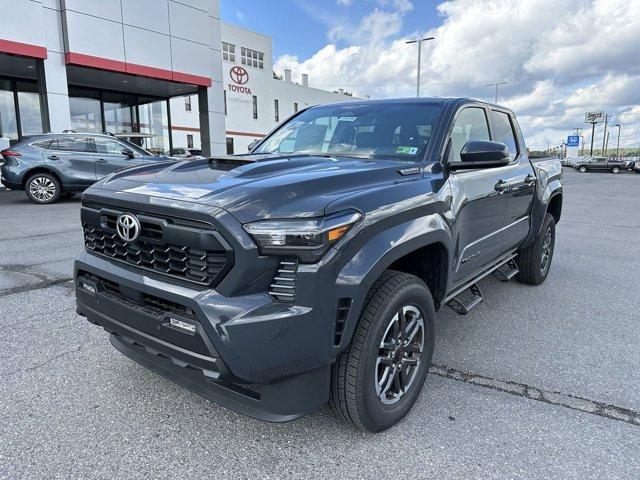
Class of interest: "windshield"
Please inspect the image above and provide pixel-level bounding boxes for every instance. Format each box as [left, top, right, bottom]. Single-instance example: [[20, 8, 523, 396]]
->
[[254, 103, 441, 160]]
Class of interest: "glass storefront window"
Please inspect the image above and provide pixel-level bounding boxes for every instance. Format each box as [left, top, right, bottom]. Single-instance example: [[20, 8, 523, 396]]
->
[[16, 81, 43, 136], [66, 87, 174, 154], [103, 92, 136, 134], [69, 94, 102, 133], [138, 98, 170, 155], [0, 80, 18, 141]]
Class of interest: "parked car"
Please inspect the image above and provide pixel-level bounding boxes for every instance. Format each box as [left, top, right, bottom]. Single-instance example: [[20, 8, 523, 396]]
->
[[561, 157, 575, 167], [166, 147, 204, 159], [1, 133, 171, 204], [574, 156, 627, 173], [634, 160, 640, 173], [75, 97, 563, 432]]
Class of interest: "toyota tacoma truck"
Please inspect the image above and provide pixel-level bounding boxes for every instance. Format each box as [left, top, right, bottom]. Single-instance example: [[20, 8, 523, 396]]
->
[[75, 98, 562, 432]]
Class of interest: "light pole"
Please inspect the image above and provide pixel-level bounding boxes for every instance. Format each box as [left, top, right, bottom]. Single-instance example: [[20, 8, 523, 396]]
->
[[486, 81, 507, 103], [614, 124, 621, 157], [405, 37, 434, 97]]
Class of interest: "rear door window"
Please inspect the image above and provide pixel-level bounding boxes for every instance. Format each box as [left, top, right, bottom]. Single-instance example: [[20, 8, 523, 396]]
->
[[49, 137, 92, 153], [491, 110, 518, 160]]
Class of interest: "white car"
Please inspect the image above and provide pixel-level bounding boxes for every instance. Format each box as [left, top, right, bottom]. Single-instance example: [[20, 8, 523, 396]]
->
[[166, 147, 204, 159]]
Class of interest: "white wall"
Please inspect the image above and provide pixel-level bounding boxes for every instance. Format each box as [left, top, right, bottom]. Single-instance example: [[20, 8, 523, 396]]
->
[[167, 22, 356, 153], [222, 23, 355, 153]]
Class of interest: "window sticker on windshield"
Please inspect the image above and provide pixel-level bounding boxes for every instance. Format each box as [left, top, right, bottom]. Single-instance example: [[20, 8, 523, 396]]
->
[[338, 116, 357, 122], [396, 146, 418, 154]]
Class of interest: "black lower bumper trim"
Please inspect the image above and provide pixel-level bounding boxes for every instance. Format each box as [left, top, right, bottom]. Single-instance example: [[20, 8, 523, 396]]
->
[[110, 334, 330, 422]]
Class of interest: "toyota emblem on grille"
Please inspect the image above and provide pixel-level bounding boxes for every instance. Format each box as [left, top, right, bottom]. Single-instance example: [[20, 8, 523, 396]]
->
[[116, 213, 141, 242]]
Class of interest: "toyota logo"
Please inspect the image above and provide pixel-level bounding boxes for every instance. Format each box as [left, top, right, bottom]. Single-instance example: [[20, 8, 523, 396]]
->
[[230, 66, 249, 85], [116, 213, 141, 243]]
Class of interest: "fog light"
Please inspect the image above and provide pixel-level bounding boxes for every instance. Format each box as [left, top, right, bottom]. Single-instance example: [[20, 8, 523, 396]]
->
[[170, 318, 196, 334]]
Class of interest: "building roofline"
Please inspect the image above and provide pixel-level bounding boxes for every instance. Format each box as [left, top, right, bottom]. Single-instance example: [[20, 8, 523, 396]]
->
[[221, 21, 271, 40]]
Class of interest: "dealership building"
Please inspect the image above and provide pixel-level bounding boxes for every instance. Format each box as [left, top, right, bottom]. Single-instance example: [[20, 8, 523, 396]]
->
[[0, 0, 353, 156]]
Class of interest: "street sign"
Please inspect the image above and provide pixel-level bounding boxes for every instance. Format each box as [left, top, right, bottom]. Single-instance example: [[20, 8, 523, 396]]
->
[[567, 135, 580, 146], [585, 111, 604, 123]]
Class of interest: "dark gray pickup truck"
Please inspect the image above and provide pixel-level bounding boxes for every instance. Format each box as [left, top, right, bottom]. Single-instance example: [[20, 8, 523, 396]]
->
[[75, 98, 562, 432]]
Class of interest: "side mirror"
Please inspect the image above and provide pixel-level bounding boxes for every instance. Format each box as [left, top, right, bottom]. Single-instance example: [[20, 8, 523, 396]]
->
[[449, 140, 511, 169], [121, 149, 135, 159]]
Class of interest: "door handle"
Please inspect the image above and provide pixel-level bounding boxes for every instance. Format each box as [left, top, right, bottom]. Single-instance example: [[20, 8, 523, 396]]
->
[[47, 155, 59, 161], [524, 173, 536, 185], [494, 179, 509, 194], [96, 158, 108, 164]]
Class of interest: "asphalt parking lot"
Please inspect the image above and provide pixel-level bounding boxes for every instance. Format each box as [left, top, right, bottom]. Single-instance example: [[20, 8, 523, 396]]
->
[[1, 168, 639, 479]]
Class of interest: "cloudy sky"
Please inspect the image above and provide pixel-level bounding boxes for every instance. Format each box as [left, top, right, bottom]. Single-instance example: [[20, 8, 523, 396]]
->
[[223, 0, 640, 150]]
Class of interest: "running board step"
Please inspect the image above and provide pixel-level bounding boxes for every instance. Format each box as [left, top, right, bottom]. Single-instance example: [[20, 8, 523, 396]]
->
[[491, 259, 519, 282], [446, 283, 483, 315]]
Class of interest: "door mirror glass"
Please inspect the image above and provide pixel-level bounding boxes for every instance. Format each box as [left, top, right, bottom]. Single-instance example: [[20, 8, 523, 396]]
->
[[450, 140, 511, 169]]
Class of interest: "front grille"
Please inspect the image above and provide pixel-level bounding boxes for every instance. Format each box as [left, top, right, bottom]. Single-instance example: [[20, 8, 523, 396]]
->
[[83, 224, 228, 286], [78, 272, 197, 320]]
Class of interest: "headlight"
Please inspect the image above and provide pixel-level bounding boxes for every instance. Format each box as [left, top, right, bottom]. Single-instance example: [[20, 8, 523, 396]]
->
[[243, 210, 362, 262]]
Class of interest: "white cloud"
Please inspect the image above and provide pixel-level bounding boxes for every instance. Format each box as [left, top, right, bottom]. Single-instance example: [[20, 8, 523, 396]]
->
[[276, 0, 640, 149]]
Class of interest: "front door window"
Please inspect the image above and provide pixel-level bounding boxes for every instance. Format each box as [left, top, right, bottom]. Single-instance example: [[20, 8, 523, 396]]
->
[[449, 107, 491, 163]]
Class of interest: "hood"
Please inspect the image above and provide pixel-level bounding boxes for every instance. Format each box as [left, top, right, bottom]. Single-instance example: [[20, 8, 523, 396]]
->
[[91, 154, 417, 223]]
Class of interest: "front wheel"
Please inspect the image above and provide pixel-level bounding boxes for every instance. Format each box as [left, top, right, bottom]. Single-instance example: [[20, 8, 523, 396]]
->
[[329, 270, 435, 432], [516, 213, 556, 285], [25, 173, 61, 204]]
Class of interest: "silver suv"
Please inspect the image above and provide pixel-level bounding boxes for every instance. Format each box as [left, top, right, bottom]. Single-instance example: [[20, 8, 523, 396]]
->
[[1, 133, 169, 204]]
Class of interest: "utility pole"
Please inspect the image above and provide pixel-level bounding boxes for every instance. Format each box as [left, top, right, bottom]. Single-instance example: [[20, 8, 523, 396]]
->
[[614, 124, 621, 157], [405, 37, 435, 97], [602, 113, 610, 152], [486, 81, 508, 103], [604, 131, 610, 156], [574, 127, 583, 156], [588, 122, 596, 156]]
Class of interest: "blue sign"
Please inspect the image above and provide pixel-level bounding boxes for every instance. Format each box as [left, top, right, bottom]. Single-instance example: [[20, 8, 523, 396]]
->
[[567, 135, 580, 146]]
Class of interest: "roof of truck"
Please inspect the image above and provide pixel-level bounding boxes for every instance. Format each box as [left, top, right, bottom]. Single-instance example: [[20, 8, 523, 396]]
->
[[311, 96, 513, 114]]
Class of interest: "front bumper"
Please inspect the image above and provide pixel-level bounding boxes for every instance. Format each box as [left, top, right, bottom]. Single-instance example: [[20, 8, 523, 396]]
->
[[75, 252, 337, 421], [1, 178, 21, 190]]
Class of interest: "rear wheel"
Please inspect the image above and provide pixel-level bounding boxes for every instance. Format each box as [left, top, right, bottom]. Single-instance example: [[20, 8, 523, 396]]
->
[[329, 270, 435, 432], [25, 173, 61, 204], [612, 166, 620, 174], [579, 166, 587, 173], [516, 213, 556, 285]]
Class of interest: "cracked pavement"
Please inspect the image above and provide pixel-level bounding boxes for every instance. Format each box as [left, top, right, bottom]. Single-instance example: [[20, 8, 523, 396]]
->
[[1, 169, 639, 479]]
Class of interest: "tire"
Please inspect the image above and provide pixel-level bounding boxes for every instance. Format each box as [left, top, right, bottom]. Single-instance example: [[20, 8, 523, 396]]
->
[[61, 192, 75, 199], [328, 270, 435, 432], [25, 172, 62, 204], [612, 166, 620, 174], [516, 213, 556, 285], [579, 166, 587, 173]]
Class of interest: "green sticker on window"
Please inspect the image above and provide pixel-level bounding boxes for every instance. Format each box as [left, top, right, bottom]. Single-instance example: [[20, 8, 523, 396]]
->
[[396, 146, 418, 154]]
